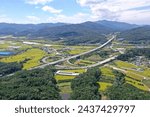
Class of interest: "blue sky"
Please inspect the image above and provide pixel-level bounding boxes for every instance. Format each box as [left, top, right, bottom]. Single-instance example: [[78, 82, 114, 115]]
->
[[0, 0, 150, 24]]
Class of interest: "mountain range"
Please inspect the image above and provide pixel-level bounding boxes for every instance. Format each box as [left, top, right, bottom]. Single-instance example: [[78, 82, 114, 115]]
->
[[0, 20, 149, 44], [119, 25, 150, 43]]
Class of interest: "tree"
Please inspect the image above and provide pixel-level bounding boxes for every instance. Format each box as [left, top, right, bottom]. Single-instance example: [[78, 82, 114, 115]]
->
[[113, 70, 125, 86], [0, 62, 23, 76], [105, 70, 150, 100], [0, 66, 61, 100], [70, 67, 101, 100], [105, 84, 150, 100]]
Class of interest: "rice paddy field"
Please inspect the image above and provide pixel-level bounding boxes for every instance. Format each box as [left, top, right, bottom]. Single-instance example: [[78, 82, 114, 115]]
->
[[1, 39, 150, 96], [127, 68, 150, 78], [115, 60, 138, 69], [0, 48, 46, 69], [100, 65, 150, 91], [61, 69, 86, 73], [126, 77, 149, 91], [143, 79, 150, 88], [74, 59, 96, 66], [110, 60, 150, 91], [55, 75, 76, 81], [101, 67, 115, 78], [98, 82, 112, 91], [58, 82, 72, 93], [0, 40, 32, 50], [55, 69, 86, 81], [68, 46, 96, 55]]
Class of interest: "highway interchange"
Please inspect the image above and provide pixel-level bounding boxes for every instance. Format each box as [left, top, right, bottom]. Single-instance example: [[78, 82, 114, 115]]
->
[[31, 35, 116, 70]]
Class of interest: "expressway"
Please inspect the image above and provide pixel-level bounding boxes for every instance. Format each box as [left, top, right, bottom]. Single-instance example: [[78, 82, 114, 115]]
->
[[30, 35, 116, 70], [55, 55, 118, 69]]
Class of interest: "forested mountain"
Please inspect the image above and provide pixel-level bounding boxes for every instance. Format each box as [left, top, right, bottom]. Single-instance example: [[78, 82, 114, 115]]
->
[[0, 20, 141, 44], [96, 20, 138, 31], [119, 25, 150, 43], [31, 22, 112, 44], [0, 23, 66, 35]]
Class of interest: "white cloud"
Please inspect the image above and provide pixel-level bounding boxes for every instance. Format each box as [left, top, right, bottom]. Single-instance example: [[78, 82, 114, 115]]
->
[[42, 6, 62, 14], [47, 13, 92, 23], [76, 0, 150, 24], [120, 10, 150, 25], [0, 15, 13, 23], [26, 0, 53, 5], [26, 16, 40, 23]]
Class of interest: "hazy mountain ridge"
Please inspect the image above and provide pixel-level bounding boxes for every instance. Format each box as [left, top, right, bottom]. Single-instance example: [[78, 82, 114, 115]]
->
[[0, 23, 66, 35], [96, 20, 139, 31], [119, 25, 150, 43], [0, 20, 149, 44], [0, 20, 139, 36]]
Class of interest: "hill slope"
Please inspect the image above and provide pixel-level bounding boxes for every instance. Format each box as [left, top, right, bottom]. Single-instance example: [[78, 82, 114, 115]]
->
[[119, 25, 150, 43], [0, 23, 66, 35], [96, 20, 138, 31], [0, 20, 140, 44]]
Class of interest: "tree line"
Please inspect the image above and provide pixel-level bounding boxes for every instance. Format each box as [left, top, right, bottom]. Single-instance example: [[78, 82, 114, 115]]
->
[[0, 62, 22, 77], [117, 48, 150, 61]]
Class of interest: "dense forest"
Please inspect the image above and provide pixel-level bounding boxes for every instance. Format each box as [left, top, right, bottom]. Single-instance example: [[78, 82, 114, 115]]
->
[[119, 25, 150, 43], [0, 63, 150, 100], [0, 66, 61, 100], [70, 68, 101, 100], [106, 70, 150, 100], [0, 62, 22, 77], [117, 48, 150, 61]]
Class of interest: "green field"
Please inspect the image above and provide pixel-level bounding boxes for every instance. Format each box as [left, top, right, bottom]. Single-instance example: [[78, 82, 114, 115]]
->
[[74, 59, 95, 66], [0, 40, 33, 50], [125, 71, 144, 81], [55, 69, 85, 81], [0, 43, 10, 49], [55, 75, 75, 81], [98, 82, 112, 91], [68, 46, 95, 55], [86, 54, 102, 61], [125, 77, 149, 91], [115, 60, 138, 69], [58, 82, 72, 93], [127, 68, 150, 78], [100, 66, 149, 91], [1, 39, 150, 95], [61, 69, 86, 73], [143, 79, 150, 88], [101, 67, 115, 78], [0, 48, 46, 69]]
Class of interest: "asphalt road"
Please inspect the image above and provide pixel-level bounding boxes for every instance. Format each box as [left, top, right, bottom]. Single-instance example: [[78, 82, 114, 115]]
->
[[55, 55, 118, 69], [31, 35, 116, 70]]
